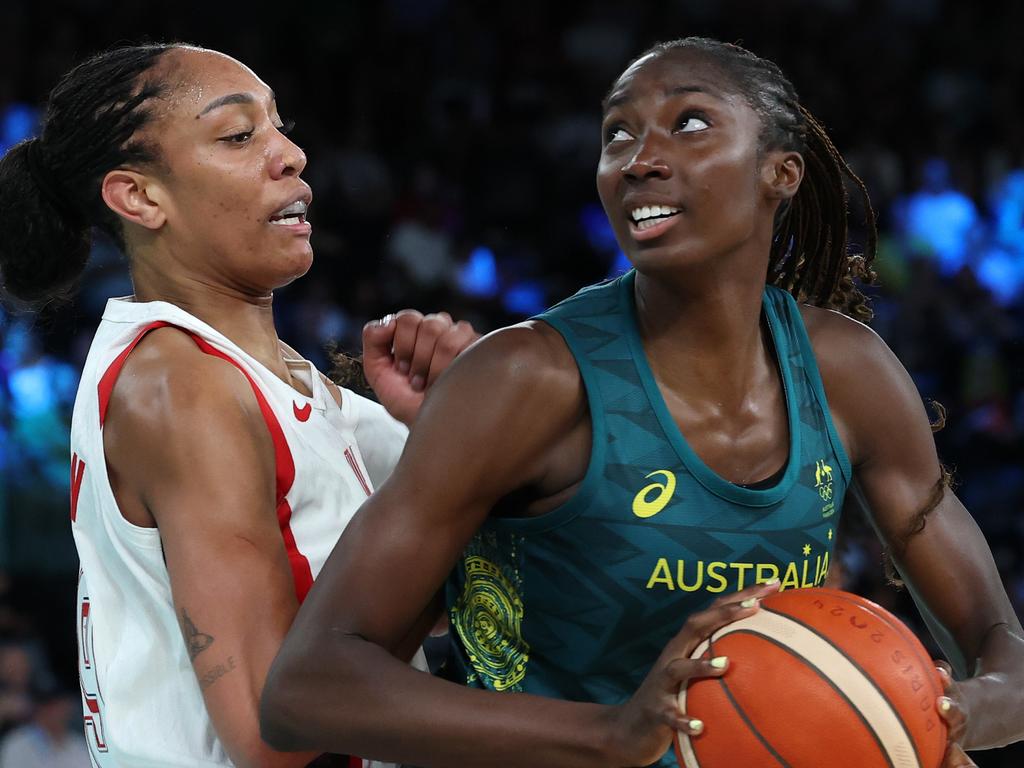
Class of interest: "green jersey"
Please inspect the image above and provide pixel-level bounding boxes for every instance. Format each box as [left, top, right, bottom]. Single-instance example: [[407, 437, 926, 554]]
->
[[447, 270, 850, 766]]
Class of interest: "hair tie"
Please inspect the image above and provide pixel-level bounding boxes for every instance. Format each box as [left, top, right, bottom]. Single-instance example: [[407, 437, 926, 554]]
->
[[24, 140, 86, 227]]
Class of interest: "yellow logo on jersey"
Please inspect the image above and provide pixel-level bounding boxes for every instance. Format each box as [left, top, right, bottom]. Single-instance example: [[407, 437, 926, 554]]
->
[[815, 459, 834, 508], [632, 470, 677, 518]]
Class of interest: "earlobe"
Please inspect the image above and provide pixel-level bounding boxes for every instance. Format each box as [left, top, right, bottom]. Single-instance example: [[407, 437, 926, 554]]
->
[[101, 170, 166, 231]]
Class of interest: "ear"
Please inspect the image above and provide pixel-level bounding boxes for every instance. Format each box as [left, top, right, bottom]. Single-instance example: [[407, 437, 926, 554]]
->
[[101, 170, 167, 231], [761, 150, 804, 202]]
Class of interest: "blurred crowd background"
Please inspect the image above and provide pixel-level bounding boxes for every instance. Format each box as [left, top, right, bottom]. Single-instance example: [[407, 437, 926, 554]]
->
[[1, 0, 1023, 764]]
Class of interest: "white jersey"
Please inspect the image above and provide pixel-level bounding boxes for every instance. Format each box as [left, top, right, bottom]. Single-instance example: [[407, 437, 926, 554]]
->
[[71, 297, 411, 767]]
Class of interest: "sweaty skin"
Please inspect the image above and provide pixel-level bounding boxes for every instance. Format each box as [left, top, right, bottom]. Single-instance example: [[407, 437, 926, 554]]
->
[[260, 48, 1024, 768]]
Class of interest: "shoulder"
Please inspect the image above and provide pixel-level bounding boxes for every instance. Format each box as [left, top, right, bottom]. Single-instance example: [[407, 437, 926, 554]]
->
[[797, 304, 934, 466], [110, 326, 263, 429], [103, 327, 275, 499], [449, 320, 582, 402], [408, 320, 585, 454]]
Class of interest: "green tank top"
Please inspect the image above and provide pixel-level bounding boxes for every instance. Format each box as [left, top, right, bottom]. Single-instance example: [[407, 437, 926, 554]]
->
[[446, 271, 850, 766]]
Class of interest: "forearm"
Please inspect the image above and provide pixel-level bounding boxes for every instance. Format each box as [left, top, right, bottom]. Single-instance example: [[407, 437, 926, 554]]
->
[[958, 623, 1024, 750], [261, 633, 622, 768]]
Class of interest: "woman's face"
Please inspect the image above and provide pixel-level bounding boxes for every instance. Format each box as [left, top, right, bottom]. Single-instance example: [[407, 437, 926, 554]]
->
[[596, 50, 782, 275], [141, 48, 312, 293]]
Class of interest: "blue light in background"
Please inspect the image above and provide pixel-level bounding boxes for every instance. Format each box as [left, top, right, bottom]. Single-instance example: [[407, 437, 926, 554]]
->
[[502, 281, 546, 316], [1, 103, 40, 155], [457, 245, 499, 298], [579, 203, 618, 253]]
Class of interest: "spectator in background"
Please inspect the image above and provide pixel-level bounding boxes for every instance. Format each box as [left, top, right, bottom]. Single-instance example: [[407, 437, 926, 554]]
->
[[0, 685, 88, 768], [0, 644, 32, 737]]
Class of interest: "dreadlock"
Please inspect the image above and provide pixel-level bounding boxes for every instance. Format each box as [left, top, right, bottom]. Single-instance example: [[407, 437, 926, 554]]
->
[[631, 38, 878, 322], [0, 43, 180, 307]]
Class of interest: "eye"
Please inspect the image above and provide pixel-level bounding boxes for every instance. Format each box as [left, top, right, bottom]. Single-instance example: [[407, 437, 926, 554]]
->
[[605, 126, 633, 145], [275, 118, 296, 136], [677, 114, 710, 133], [221, 129, 254, 144]]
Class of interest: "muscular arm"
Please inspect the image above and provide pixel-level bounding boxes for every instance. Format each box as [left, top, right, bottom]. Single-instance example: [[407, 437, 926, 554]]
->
[[260, 324, 628, 767], [105, 328, 322, 768], [808, 308, 1024, 751]]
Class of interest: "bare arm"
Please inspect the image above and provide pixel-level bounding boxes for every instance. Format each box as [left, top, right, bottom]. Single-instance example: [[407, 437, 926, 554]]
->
[[261, 323, 772, 767], [105, 328, 322, 768], [809, 308, 1024, 752]]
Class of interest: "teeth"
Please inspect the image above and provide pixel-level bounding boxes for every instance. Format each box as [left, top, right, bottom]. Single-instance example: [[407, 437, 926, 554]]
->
[[273, 200, 308, 218], [271, 216, 302, 226], [631, 204, 680, 222]]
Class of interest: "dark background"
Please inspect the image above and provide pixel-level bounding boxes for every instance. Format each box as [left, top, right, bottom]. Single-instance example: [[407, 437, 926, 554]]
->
[[1, 0, 1023, 764]]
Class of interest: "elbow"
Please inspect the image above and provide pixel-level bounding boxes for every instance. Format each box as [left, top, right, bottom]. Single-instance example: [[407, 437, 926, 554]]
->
[[259, 659, 312, 751]]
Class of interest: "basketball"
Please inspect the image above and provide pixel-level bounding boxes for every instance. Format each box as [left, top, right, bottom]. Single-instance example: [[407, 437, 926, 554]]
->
[[676, 587, 948, 768]]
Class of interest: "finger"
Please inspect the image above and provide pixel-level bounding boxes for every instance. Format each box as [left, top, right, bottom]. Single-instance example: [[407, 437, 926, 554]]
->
[[942, 743, 977, 768], [937, 696, 968, 743], [708, 579, 781, 610], [662, 655, 731, 689], [663, 711, 705, 737], [426, 320, 478, 387], [935, 660, 954, 692], [390, 310, 426, 376], [361, 315, 397, 367], [666, 597, 763, 659], [407, 314, 453, 391]]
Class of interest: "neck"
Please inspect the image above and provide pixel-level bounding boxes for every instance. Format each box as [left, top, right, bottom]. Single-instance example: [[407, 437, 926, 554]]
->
[[129, 252, 286, 377], [632, 253, 773, 407]]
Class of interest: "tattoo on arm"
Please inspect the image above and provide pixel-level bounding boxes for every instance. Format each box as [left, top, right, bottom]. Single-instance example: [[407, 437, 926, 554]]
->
[[181, 608, 215, 661]]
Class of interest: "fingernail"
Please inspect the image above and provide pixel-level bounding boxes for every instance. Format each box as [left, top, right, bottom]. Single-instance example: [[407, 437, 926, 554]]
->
[[939, 697, 952, 713], [740, 598, 759, 609], [377, 313, 395, 327], [397, 360, 410, 375], [410, 374, 425, 392], [688, 719, 704, 735], [709, 656, 729, 670], [765, 578, 780, 585]]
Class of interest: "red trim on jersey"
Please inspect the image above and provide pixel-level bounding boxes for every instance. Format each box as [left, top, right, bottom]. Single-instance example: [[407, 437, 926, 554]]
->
[[98, 321, 173, 426], [70, 453, 86, 522], [95, 323, 315, 603], [344, 447, 372, 498]]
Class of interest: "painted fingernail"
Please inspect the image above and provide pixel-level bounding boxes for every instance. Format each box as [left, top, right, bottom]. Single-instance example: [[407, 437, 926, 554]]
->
[[397, 360, 410, 375], [939, 697, 953, 713], [765, 578, 780, 585], [688, 719, 704, 735], [709, 656, 729, 670], [410, 374, 425, 392], [378, 313, 395, 327], [740, 598, 759, 609]]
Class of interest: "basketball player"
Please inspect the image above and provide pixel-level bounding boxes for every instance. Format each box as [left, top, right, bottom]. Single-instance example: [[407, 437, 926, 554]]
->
[[0, 44, 477, 767], [261, 39, 1024, 768]]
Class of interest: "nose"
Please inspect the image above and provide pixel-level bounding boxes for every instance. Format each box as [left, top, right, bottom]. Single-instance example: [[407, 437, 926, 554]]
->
[[620, 133, 672, 182], [270, 131, 307, 179]]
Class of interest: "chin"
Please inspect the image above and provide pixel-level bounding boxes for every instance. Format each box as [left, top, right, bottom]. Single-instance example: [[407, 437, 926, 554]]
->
[[273, 246, 315, 288]]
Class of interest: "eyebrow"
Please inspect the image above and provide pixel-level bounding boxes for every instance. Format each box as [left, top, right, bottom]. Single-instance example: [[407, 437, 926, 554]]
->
[[603, 84, 714, 112], [196, 89, 276, 118]]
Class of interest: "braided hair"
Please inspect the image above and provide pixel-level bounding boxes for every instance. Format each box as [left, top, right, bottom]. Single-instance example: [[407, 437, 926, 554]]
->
[[630, 38, 878, 322], [0, 43, 179, 306]]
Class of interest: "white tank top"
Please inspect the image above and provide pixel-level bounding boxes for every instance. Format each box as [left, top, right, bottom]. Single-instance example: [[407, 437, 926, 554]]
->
[[72, 297, 411, 767]]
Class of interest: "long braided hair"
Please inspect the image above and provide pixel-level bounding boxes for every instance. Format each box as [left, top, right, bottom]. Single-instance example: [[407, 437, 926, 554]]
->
[[632, 38, 878, 322]]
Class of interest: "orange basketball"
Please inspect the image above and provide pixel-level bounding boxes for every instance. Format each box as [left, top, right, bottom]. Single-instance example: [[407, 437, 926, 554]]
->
[[675, 587, 947, 768]]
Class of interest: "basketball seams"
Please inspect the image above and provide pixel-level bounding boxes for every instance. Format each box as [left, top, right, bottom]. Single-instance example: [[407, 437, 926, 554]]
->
[[761, 600, 931, 766], [714, 674, 792, 768], [725, 627, 899, 768], [812, 589, 943, 700]]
